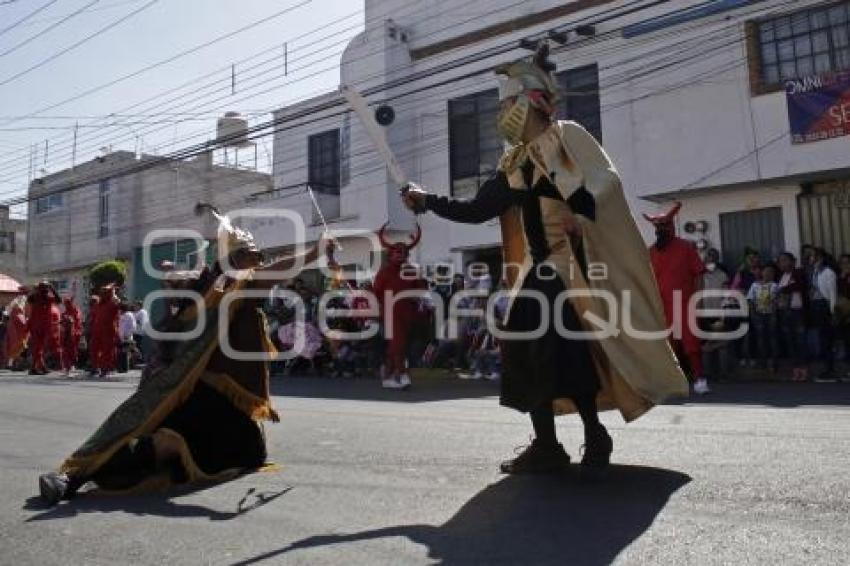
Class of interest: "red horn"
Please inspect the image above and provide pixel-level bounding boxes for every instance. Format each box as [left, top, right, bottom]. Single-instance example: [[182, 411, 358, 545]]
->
[[377, 222, 393, 249], [407, 223, 422, 249]]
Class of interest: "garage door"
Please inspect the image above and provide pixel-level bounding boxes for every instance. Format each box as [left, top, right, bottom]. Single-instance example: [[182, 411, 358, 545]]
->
[[720, 207, 785, 270]]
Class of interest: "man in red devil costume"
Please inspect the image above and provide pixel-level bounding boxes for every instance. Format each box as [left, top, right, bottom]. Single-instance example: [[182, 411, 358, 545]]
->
[[27, 281, 63, 375], [646, 202, 709, 395], [61, 296, 83, 376], [88, 284, 121, 378], [372, 223, 426, 390]]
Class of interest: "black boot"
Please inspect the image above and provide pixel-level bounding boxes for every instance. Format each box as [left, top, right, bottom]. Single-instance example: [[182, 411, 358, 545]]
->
[[580, 425, 613, 473], [38, 472, 82, 506], [500, 440, 571, 475]]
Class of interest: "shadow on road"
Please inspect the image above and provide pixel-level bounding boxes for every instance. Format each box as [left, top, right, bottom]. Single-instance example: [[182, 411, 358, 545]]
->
[[273, 372, 498, 403], [232, 465, 690, 566], [667, 382, 850, 408], [23, 485, 291, 522]]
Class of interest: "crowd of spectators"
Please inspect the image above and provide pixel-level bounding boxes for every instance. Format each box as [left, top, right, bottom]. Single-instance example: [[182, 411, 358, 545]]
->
[[699, 245, 850, 383]]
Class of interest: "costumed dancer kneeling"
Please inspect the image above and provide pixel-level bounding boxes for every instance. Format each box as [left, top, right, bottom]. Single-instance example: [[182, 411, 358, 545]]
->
[[402, 44, 688, 474], [38, 204, 333, 506]]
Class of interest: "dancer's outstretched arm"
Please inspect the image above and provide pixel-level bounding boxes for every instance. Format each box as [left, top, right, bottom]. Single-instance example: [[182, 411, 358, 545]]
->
[[252, 239, 335, 290]]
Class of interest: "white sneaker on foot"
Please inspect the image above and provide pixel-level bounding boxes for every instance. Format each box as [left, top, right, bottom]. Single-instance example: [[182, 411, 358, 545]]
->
[[471, 371, 483, 380], [399, 373, 411, 388], [382, 378, 405, 389], [693, 378, 710, 395], [485, 372, 500, 381]]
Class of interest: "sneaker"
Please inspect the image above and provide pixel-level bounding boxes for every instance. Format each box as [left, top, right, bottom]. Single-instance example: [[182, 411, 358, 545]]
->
[[398, 373, 411, 389], [38, 473, 69, 507], [693, 378, 711, 395], [471, 371, 483, 380], [580, 425, 613, 471], [381, 378, 406, 389], [485, 372, 500, 381], [500, 440, 571, 475]]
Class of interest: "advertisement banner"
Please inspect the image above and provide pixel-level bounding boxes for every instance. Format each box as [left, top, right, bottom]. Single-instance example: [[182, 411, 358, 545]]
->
[[786, 71, 850, 145]]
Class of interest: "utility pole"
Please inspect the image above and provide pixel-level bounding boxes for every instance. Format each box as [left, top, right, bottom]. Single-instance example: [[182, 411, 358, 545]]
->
[[71, 122, 79, 169]]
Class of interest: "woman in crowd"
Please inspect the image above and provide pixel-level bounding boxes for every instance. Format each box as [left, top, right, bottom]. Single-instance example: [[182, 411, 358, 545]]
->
[[776, 252, 808, 381]]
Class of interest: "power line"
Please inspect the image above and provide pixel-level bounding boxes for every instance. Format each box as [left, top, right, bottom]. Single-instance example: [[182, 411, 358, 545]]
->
[[1, 0, 666, 184], [4, 0, 748, 183], [13, 20, 756, 224], [0, 0, 162, 88], [0, 0, 60, 38], [0, 0, 519, 171], [14, 0, 148, 28], [1, 0, 796, 201], [0, 0, 101, 59]]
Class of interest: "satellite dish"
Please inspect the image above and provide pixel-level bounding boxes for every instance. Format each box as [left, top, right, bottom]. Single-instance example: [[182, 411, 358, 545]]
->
[[375, 105, 395, 126]]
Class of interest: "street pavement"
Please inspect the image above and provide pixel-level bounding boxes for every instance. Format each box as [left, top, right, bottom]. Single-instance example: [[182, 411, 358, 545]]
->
[[1, 370, 849, 565]]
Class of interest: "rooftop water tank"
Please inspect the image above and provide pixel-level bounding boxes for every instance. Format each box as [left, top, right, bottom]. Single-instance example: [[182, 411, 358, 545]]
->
[[216, 111, 251, 147]]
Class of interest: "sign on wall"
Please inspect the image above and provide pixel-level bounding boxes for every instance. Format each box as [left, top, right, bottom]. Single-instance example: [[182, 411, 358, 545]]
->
[[786, 71, 850, 145]]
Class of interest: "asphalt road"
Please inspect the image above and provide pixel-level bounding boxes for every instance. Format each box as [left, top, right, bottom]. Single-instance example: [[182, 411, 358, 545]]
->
[[1, 370, 849, 565]]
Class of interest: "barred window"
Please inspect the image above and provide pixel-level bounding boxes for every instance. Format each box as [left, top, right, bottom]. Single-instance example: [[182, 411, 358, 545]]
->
[[448, 88, 502, 198], [556, 64, 602, 142], [757, 2, 850, 87], [308, 129, 340, 195]]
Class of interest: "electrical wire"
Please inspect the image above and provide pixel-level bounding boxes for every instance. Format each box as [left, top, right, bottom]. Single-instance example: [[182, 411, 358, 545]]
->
[[0, 0, 60, 38], [0, 0, 162, 88], [0, 0, 100, 59], [0, 0, 796, 204]]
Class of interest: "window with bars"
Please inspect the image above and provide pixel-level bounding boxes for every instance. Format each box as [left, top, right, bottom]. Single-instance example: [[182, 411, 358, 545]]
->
[[0, 231, 14, 253], [556, 64, 602, 142], [448, 88, 502, 198], [308, 129, 341, 195], [755, 2, 850, 91], [98, 180, 110, 238]]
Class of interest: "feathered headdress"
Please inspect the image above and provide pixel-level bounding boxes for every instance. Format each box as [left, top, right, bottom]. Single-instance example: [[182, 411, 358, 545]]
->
[[494, 42, 560, 113], [195, 202, 258, 259]]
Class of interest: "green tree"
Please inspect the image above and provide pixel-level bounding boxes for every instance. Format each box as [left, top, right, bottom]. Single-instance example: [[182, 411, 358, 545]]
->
[[89, 259, 127, 291]]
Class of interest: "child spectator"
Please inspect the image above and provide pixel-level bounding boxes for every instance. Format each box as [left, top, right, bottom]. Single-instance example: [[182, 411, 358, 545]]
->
[[747, 264, 779, 372], [469, 328, 500, 381]]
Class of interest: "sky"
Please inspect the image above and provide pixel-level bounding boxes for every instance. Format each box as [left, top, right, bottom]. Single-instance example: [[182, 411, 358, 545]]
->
[[0, 0, 364, 212]]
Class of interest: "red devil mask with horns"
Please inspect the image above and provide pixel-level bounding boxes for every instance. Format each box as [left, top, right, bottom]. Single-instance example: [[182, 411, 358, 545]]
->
[[377, 223, 422, 266], [643, 202, 681, 250]]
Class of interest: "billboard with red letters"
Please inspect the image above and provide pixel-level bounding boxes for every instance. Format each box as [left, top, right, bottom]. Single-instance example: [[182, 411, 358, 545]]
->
[[786, 71, 850, 145]]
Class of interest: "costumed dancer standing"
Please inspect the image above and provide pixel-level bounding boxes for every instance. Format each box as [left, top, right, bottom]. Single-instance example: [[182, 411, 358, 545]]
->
[[644, 203, 709, 395], [372, 223, 426, 389], [27, 281, 63, 375], [88, 284, 120, 378], [61, 296, 83, 375], [38, 204, 334, 506], [5, 288, 29, 370], [403, 44, 687, 474]]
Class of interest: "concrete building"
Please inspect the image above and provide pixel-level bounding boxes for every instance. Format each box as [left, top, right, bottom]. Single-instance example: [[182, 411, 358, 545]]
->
[[260, 0, 850, 285], [0, 205, 27, 285], [27, 148, 271, 305]]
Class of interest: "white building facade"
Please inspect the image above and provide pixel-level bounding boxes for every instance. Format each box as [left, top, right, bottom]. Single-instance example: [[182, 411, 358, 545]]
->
[[263, 0, 850, 283]]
